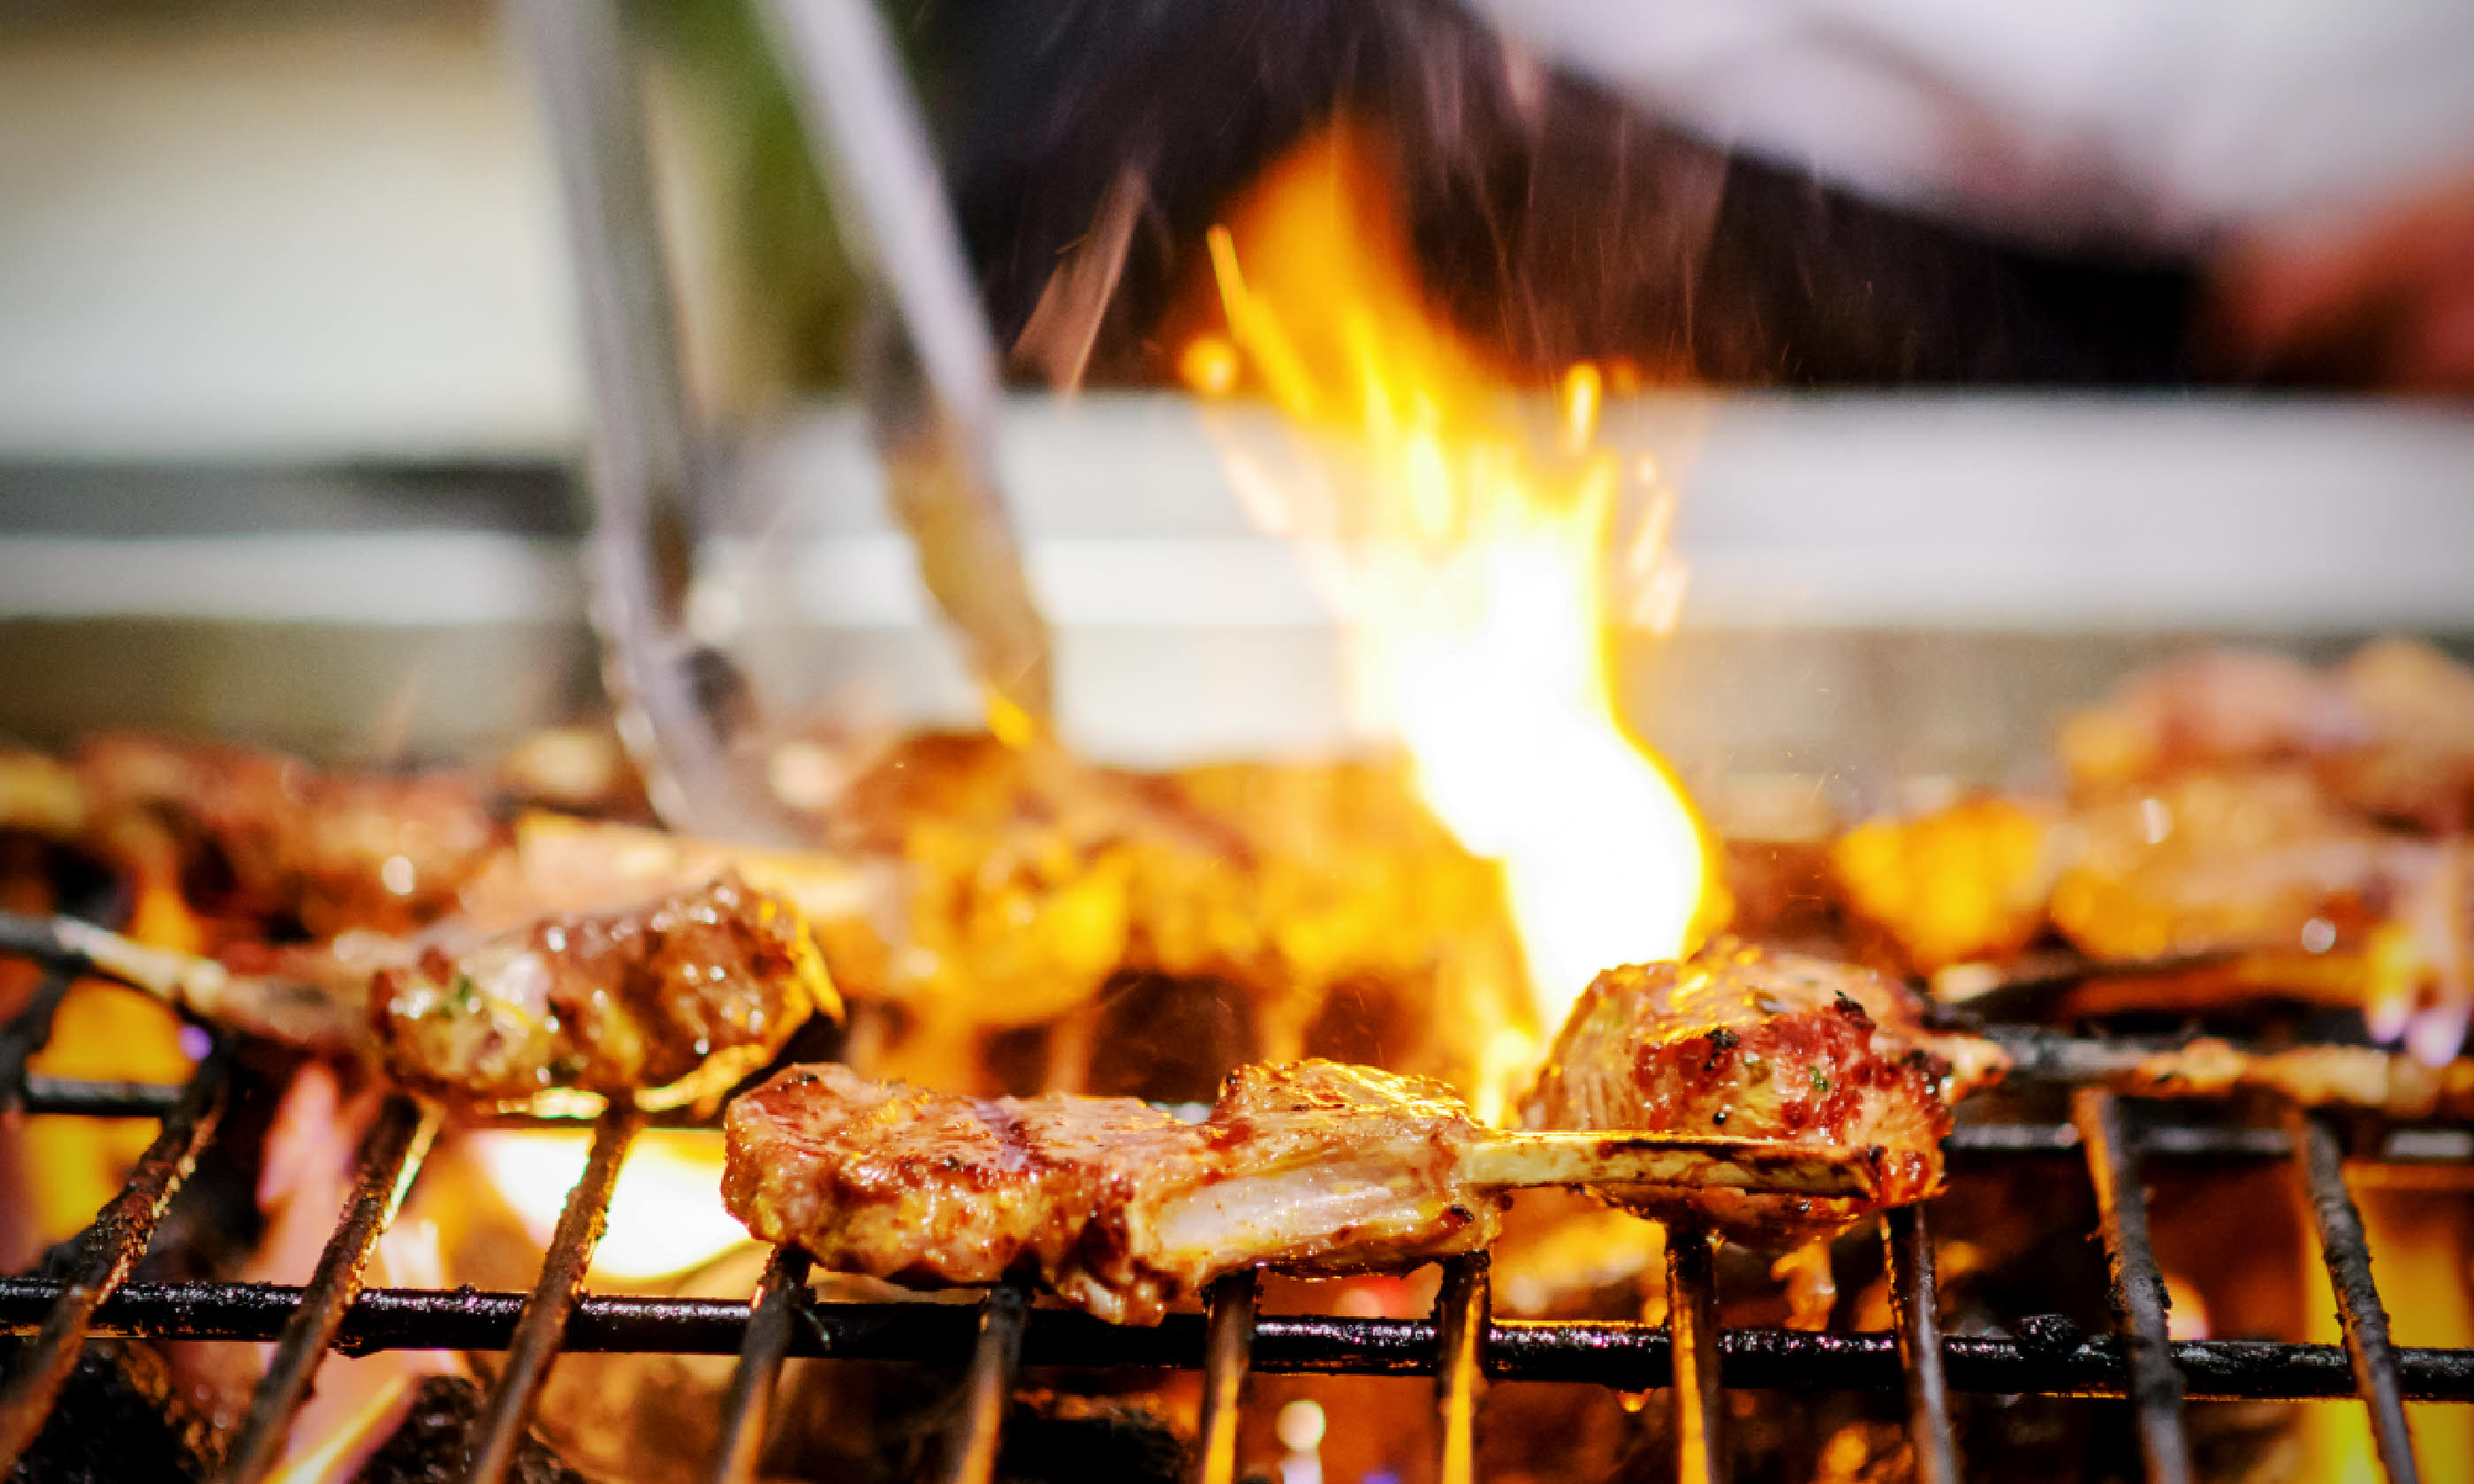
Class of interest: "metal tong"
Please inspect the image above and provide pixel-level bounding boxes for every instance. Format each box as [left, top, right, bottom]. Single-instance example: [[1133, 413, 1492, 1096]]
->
[[520, 0, 1055, 844]]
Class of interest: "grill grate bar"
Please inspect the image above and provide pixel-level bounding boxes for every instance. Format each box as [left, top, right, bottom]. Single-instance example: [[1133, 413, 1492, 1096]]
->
[[1885, 1205, 1960, 1484], [2288, 1105, 2423, 1483], [463, 1101, 643, 1484], [0, 1037, 235, 1473], [2074, 1088, 2195, 1484], [15, 1065, 2443, 1160], [1665, 1227, 1725, 1484], [4, 1276, 2471, 1395], [1193, 1270, 1258, 1484], [944, 1278, 1031, 1484], [218, 1094, 441, 1484], [17, 1076, 188, 1117], [1433, 1254, 1490, 1484], [708, 1246, 812, 1484], [0, 966, 80, 1117], [0, 910, 79, 971]]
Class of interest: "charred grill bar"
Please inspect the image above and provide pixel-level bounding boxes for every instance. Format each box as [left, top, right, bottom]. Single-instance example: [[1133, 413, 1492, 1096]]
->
[[1886, 1204, 1959, 1484], [2074, 1087, 2197, 1484], [1663, 1228, 1725, 1484], [0, 1034, 233, 1474], [4, 928, 2472, 1481], [2289, 1106, 2426, 1483], [1194, 1270, 1260, 1484], [219, 1093, 441, 1484], [466, 1102, 644, 1484], [946, 1279, 1032, 1484], [8, 1276, 2474, 1393], [707, 1246, 811, 1484], [1432, 1253, 1490, 1484]]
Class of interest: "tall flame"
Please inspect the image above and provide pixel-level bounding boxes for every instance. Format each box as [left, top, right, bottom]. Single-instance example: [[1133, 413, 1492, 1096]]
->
[[1181, 121, 1717, 1055]]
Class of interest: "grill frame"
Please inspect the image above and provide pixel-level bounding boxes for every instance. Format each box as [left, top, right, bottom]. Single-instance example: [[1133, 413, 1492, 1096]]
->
[[2, 920, 2470, 1483]]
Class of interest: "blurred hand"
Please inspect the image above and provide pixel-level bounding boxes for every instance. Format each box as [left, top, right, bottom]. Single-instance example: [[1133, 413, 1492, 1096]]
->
[[2211, 174, 2474, 393]]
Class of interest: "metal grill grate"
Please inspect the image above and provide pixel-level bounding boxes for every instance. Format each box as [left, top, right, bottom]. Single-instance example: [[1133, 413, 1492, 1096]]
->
[[2, 917, 2471, 1483]]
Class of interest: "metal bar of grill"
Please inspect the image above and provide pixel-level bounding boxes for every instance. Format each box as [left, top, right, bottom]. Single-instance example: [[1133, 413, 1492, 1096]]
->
[[0, 1037, 235, 1473], [1664, 1227, 1725, 1484], [2073, 1089, 2195, 1484], [4, 929, 2474, 1478], [944, 1278, 1031, 1484], [17, 1076, 188, 1117], [1433, 1254, 1490, 1484], [0, 966, 78, 1117], [4, 1271, 2473, 1396], [2288, 1105, 2423, 1483], [219, 1093, 441, 1484], [1885, 1206, 1960, 1484], [1193, 1271, 1258, 1484], [464, 1101, 644, 1484], [23, 1064, 2434, 1155], [708, 1246, 812, 1484]]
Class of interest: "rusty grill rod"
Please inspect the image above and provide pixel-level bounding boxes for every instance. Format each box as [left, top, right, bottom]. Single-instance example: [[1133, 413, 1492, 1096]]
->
[[1192, 1270, 1258, 1484], [707, 1246, 813, 1484], [0, 965, 79, 1117], [1664, 1226, 1725, 1484], [463, 1101, 644, 1484], [4, 923, 2471, 1477], [2073, 1088, 2195, 1484], [945, 1278, 1031, 1484], [4, 1275, 2474, 1396], [1885, 1205, 1961, 1484], [219, 1093, 442, 1484], [0, 1037, 235, 1473], [17, 1076, 188, 1117], [2288, 1105, 2424, 1483], [1433, 1253, 1490, 1484], [9, 1066, 2406, 1159]]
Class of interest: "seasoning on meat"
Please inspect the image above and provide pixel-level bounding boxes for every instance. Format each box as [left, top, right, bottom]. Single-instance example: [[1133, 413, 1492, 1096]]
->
[[724, 1059, 1504, 1324], [73, 733, 501, 935], [1522, 943, 2010, 1246], [721, 1056, 1882, 1323], [372, 869, 837, 1109]]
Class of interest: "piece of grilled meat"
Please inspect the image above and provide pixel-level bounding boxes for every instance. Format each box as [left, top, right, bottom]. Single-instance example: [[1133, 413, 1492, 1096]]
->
[[1522, 944, 2008, 1246], [72, 733, 502, 936], [368, 869, 837, 1109], [724, 1059, 1503, 1323]]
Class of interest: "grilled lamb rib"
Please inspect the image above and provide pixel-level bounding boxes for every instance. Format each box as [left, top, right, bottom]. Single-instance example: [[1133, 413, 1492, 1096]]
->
[[1522, 943, 2011, 1246], [724, 1059, 1505, 1324], [722, 1057, 1879, 1322]]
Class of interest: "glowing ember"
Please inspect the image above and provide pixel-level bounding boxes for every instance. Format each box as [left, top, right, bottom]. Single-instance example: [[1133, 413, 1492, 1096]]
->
[[1181, 121, 1716, 1064], [469, 1128, 754, 1283]]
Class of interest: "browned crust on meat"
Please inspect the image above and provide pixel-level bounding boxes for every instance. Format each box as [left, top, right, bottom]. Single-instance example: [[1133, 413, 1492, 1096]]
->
[[371, 869, 836, 1108], [723, 1058, 1503, 1323], [1522, 944, 2007, 1246]]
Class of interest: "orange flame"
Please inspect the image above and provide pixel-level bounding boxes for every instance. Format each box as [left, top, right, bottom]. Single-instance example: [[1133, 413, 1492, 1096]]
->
[[1180, 121, 1719, 1084], [15, 821, 197, 1250]]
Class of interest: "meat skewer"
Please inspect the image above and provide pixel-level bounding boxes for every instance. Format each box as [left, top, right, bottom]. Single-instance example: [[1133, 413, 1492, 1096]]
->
[[1522, 945, 2013, 1246], [1993, 1028, 2474, 1121], [721, 937, 2474, 1319], [0, 870, 839, 1112], [722, 1059, 1883, 1325]]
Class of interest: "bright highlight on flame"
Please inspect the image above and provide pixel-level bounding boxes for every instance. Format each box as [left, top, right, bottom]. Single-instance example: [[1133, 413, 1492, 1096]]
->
[[469, 1129, 752, 1283], [1183, 121, 1716, 1049]]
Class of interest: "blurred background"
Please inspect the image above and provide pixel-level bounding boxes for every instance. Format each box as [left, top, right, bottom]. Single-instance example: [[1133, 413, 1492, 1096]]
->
[[1, 0, 2470, 806]]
